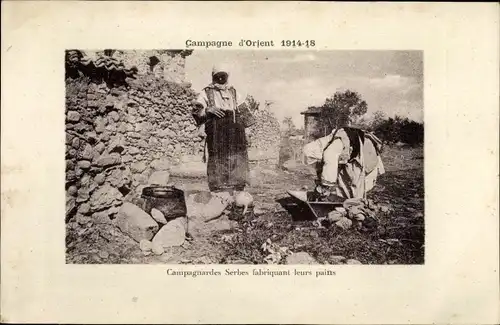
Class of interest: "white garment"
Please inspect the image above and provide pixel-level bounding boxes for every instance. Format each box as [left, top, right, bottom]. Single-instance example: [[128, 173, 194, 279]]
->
[[365, 156, 385, 193], [302, 130, 386, 199], [194, 86, 243, 113], [320, 139, 343, 186]]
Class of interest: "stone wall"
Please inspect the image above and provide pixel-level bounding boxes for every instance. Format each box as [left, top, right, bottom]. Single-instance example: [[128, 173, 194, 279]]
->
[[247, 109, 281, 166], [65, 49, 282, 224], [65, 74, 201, 223]]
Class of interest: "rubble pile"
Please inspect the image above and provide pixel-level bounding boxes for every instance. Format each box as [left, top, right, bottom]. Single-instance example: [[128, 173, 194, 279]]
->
[[319, 198, 388, 231]]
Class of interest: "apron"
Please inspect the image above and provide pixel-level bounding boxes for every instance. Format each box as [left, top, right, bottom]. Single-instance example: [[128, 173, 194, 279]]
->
[[204, 87, 249, 192]]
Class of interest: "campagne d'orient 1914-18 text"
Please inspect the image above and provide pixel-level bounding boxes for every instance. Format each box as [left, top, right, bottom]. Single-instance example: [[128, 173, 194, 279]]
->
[[185, 39, 316, 49]]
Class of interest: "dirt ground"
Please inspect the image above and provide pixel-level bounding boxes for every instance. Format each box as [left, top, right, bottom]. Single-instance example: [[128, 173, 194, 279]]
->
[[66, 144, 424, 265]]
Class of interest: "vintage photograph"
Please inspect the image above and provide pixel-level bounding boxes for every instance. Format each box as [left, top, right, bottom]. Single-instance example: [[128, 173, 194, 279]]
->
[[65, 49, 424, 265]]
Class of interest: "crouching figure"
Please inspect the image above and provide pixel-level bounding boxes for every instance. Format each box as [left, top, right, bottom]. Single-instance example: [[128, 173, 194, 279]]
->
[[289, 127, 385, 202]]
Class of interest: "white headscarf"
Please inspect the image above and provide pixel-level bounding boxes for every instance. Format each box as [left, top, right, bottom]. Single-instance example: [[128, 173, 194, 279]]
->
[[210, 63, 232, 98], [211, 63, 230, 78]]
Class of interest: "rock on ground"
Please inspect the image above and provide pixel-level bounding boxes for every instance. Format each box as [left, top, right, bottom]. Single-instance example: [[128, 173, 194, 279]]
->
[[152, 242, 165, 255], [116, 202, 159, 242], [187, 215, 235, 239], [139, 239, 153, 252], [152, 217, 186, 248], [330, 256, 346, 264], [197, 196, 229, 222], [345, 259, 363, 265], [151, 208, 168, 224], [185, 193, 204, 219], [286, 252, 317, 265]]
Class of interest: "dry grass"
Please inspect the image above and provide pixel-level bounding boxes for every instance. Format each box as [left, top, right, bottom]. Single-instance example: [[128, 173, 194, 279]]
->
[[216, 144, 425, 265]]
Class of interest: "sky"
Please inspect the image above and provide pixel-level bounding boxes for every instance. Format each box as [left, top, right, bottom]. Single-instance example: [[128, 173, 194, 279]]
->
[[185, 50, 423, 129]]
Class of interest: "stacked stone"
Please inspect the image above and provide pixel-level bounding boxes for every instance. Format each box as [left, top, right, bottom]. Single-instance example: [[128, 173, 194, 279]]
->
[[66, 79, 130, 224], [247, 109, 281, 166], [65, 75, 202, 223], [125, 76, 203, 169]]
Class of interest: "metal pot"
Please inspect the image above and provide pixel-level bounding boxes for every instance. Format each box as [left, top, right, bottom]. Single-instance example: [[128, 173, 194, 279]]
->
[[141, 186, 186, 220]]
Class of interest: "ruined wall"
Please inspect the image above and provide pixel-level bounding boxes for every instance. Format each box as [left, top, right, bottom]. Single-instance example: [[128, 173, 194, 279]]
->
[[82, 50, 192, 83]]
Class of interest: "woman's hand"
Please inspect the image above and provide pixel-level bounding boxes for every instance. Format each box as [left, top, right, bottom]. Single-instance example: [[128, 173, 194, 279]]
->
[[206, 106, 226, 118]]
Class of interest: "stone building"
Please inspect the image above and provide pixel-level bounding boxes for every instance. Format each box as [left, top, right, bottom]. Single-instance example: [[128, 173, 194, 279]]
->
[[301, 106, 330, 142]]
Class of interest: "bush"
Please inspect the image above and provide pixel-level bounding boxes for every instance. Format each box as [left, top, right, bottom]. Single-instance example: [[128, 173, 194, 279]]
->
[[373, 115, 423, 146]]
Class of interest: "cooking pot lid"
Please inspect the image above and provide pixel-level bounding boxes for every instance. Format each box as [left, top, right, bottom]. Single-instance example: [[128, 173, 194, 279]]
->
[[142, 186, 183, 198]]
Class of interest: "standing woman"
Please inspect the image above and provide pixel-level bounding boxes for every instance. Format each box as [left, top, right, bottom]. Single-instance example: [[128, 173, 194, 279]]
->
[[192, 65, 255, 196]]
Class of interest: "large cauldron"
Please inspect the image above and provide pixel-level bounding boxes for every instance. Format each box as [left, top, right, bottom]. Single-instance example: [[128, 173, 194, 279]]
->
[[141, 186, 186, 220]]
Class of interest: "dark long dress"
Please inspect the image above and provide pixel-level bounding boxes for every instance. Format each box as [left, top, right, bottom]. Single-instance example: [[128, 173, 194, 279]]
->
[[192, 86, 255, 193], [205, 111, 249, 192]]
